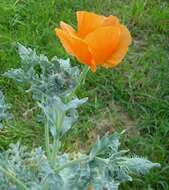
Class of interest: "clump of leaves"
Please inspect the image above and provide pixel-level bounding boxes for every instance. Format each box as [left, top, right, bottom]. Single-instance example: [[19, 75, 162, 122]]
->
[[0, 44, 160, 190], [0, 132, 160, 190], [4, 43, 80, 100]]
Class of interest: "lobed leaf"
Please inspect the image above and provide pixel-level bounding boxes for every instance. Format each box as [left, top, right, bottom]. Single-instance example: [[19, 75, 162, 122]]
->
[[38, 96, 87, 137], [4, 44, 80, 100], [119, 156, 160, 175], [89, 132, 120, 160]]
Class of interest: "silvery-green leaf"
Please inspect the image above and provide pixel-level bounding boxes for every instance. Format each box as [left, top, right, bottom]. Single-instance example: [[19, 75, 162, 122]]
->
[[50, 97, 87, 111], [61, 110, 78, 136], [60, 162, 90, 190], [3, 69, 27, 83], [57, 153, 70, 166], [65, 98, 88, 111], [4, 44, 81, 100], [120, 157, 160, 175], [18, 42, 39, 69], [89, 132, 120, 160], [37, 101, 58, 137], [0, 91, 13, 127], [92, 177, 119, 190], [38, 96, 87, 137], [41, 174, 63, 190], [31, 184, 42, 190]]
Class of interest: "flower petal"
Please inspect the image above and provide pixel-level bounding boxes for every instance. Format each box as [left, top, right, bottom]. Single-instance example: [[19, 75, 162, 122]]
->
[[55, 28, 74, 55], [76, 11, 105, 38], [85, 26, 121, 64], [102, 16, 119, 27], [60, 21, 75, 34], [55, 28, 94, 69], [103, 25, 132, 68]]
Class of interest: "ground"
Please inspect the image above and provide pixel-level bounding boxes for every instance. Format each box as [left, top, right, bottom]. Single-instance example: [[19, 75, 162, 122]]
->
[[0, 0, 169, 189]]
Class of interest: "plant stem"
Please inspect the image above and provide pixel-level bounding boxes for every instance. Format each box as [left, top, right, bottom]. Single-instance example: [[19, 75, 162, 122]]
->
[[45, 120, 50, 159], [55, 156, 89, 173], [69, 65, 89, 99], [76, 65, 89, 90], [54, 155, 108, 173], [51, 111, 64, 166], [0, 166, 30, 190], [51, 138, 59, 166], [47, 66, 89, 168]]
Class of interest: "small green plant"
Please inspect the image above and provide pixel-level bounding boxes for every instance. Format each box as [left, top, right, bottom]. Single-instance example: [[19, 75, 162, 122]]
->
[[0, 91, 13, 129], [0, 44, 160, 190]]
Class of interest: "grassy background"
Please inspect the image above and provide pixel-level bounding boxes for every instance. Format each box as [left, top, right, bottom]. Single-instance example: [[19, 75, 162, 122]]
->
[[0, 0, 169, 189]]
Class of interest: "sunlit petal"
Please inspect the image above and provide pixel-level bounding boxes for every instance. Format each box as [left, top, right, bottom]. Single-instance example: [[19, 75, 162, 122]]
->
[[55, 28, 94, 68], [76, 11, 105, 38], [102, 16, 119, 27], [85, 26, 121, 64], [103, 25, 132, 68], [60, 21, 75, 34]]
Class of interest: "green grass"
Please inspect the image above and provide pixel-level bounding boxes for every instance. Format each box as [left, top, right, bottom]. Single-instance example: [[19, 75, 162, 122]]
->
[[0, 0, 169, 189]]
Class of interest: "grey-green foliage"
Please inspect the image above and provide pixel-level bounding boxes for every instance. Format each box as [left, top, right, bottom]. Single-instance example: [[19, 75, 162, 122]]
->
[[38, 96, 88, 137], [0, 143, 62, 190], [0, 133, 160, 190], [3, 44, 85, 137], [4, 43, 80, 100], [1, 44, 160, 190], [0, 91, 13, 129]]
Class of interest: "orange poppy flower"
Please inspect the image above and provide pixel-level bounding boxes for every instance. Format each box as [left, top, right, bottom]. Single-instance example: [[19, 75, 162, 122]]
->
[[55, 11, 132, 72]]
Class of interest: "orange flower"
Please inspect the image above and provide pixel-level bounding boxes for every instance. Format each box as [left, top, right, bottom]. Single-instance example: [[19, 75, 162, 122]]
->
[[55, 11, 132, 72]]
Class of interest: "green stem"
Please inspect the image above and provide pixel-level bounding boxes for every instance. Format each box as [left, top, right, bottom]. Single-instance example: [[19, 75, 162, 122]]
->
[[76, 65, 89, 90], [69, 65, 89, 99], [54, 155, 108, 173], [51, 111, 64, 166], [51, 138, 59, 166], [55, 156, 89, 173], [0, 166, 30, 190], [45, 120, 50, 159], [49, 66, 89, 167]]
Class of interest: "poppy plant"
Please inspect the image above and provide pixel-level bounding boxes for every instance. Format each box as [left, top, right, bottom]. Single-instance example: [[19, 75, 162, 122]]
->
[[55, 11, 132, 72]]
